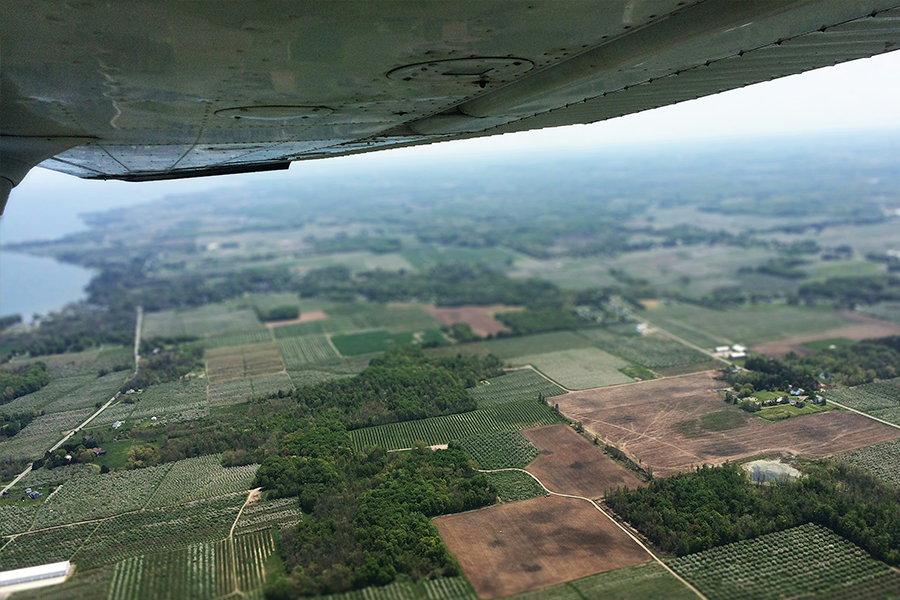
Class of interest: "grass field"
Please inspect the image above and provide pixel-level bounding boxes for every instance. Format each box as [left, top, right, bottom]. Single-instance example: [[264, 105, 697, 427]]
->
[[483, 470, 547, 502], [577, 328, 711, 369], [481, 331, 592, 360], [513, 348, 633, 390], [861, 302, 900, 323], [671, 524, 896, 600], [276, 333, 340, 368], [467, 369, 566, 407], [650, 303, 859, 346], [143, 304, 265, 339], [331, 329, 444, 356], [350, 400, 563, 450], [456, 430, 539, 470]]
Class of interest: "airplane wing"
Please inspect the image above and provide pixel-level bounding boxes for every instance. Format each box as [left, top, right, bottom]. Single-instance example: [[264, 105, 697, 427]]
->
[[2, 0, 900, 211]]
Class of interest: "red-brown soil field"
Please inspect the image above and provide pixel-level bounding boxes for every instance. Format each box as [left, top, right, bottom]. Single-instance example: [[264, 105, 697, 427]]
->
[[751, 313, 900, 356], [433, 496, 651, 599], [556, 371, 900, 478], [522, 424, 645, 498], [266, 309, 328, 328], [424, 304, 519, 337]]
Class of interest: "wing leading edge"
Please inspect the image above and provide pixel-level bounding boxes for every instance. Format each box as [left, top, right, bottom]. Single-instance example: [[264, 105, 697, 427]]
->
[[2, 0, 900, 211]]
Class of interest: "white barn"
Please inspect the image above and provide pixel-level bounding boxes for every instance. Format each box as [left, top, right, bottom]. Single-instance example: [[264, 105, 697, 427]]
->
[[0, 561, 71, 591]]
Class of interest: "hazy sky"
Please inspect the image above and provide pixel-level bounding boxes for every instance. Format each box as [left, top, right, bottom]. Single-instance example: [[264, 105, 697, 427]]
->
[[2, 49, 900, 242]]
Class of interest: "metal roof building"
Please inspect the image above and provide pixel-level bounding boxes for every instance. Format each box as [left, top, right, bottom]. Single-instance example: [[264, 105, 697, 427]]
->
[[0, 561, 71, 588]]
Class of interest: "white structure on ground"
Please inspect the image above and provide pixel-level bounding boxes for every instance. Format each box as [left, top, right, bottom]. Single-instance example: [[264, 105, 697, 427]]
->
[[0, 561, 71, 590]]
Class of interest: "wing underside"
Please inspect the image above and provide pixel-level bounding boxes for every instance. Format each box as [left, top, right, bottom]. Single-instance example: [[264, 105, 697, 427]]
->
[[1, 0, 900, 196]]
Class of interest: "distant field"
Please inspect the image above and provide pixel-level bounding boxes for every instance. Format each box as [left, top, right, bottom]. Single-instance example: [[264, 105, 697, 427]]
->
[[401, 244, 517, 271], [208, 377, 252, 407], [350, 400, 563, 450], [650, 303, 859, 346], [671, 524, 899, 600], [513, 348, 633, 390], [838, 438, 900, 487], [203, 329, 274, 349], [207, 342, 284, 383], [481, 331, 592, 359], [577, 328, 711, 369], [467, 369, 566, 407], [143, 305, 265, 339], [276, 333, 340, 368], [424, 304, 514, 337], [861, 301, 900, 323], [331, 329, 444, 356], [434, 495, 651, 599], [286, 356, 372, 388], [825, 378, 900, 425]]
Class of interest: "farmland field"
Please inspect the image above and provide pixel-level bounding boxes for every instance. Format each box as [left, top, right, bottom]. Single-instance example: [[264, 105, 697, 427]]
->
[[483, 470, 547, 502], [207, 342, 284, 382], [143, 305, 265, 339], [107, 543, 216, 600], [0, 407, 94, 461], [0, 521, 99, 570], [513, 348, 633, 390], [235, 496, 302, 535], [424, 304, 515, 337], [9, 565, 114, 600], [0, 372, 96, 414], [124, 378, 208, 423], [433, 495, 652, 599], [203, 329, 274, 349], [456, 430, 539, 470], [208, 377, 253, 407], [286, 356, 371, 387], [144, 454, 259, 508], [467, 369, 566, 407], [522, 424, 645, 498], [670, 524, 896, 600], [825, 378, 900, 421], [556, 371, 900, 477], [250, 372, 295, 397], [331, 329, 444, 356], [42, 370, 129, 413], [577, 328, 711, 369], [650, 303, 860, 347], [351, 400, 563, 450], [276, 333, 340, 367], [837, 438, 900, 487], [481, 331, 592, 360]]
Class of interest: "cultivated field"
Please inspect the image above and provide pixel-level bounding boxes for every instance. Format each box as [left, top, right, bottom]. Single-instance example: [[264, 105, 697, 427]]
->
[[206, 342, 284, 383], [825, 378, 900, 426], [331, 329, 444, 357], [837, 438, 900, 487], [577, 329, 711, 369], [276, 333, 340, 368], [0, 407, 94, 461], [123, 378, 208, 423], [285, 356, 371, 388], [556, 371, 900, 477], [234, 496, 302, 536], [143, 305, 265, 339], [350, 400, 562, 451], [467, 369, 566, 408], [456, 430, 539, 470], [522, 424, 645, 498], [671, 524, 899, 600], [512, 348, 633, 390], [203, 329, 274, 349], [750, 312, 900, 356], [481, 331, 592, 360], [424, 304, 515, 337], [144, 454, 259, 508], [483, 470, 547, 503], [433, 495, 651, 599]]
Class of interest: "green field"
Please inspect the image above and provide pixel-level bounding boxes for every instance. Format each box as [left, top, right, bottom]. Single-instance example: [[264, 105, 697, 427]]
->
[[456, 430, 539, 470], [276, 333, 340, 367], [350, 400, 563, 450], [142, 304, 265, 339], [481, 331, 593, 359], [670, 524, 895, 600], [800, 337, 856, 351], [650, 303, 858, 347], [467, 369, 566, 408], [0, 372, 100, 415], [757, 401, 833, 421], [513, 348, 633, 390], [824, 378, 900, 418], [331, 329, 445, 356], [577, 328, 711, 369], [401, 243, 517, 271], [203, 329, 274, 349], [483, 470, 546, 502], [838, 438, 900, 488]]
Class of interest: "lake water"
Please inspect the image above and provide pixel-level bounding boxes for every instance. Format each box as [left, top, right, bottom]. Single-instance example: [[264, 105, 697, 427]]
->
[[0, 252, 95, 318]]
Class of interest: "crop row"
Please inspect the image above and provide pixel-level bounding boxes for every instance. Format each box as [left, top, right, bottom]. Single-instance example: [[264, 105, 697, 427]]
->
[[579, 329, 710, 368], [250, 373, 295, 398], [125, 378, 208, 423], [107, 542, 216, 600], [670, 523, 889, 600], [420, 578, 476, 600], [234, 529, 277, 591], [825, 378, 900, 413], [322, 581, 420, 600], [0, 373, 95, 415], [838, 438, 900, 488], [350, 400, 563, 451], [145, 454, 258, 508], [276, 333, 340, 368], [0, 503, 39, 536], [203, 329, 274, 349], [467, 369, 566, 408], [209, 377, 253, 406], [235, 497, 302, 535], [483, 470, 547, 502], [0, 407, 94, 461], [0, 521, 98, 570], [456, 430, 539, 470], [43, 370, 127, 414], [143, 306, 264, 339]]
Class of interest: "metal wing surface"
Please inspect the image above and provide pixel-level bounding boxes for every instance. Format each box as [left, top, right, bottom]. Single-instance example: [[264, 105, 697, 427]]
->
[[2, 1, 900, 209]]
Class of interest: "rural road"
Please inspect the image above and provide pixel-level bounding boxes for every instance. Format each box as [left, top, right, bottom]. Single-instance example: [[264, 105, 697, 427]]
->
[[479, 467, 710, 600]]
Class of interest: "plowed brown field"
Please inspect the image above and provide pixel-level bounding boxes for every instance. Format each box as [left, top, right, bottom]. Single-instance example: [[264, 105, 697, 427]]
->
[[433, 496, 651, 599], [522, 424, 645, 498], [424, 304, 518, 337], [556, 371, 900, 477]]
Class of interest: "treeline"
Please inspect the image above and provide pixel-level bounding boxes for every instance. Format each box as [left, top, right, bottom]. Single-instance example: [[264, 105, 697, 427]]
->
[[254, 306, 300, 322], [0, 362, 50, 404], [264, 433, 495, 597], [0, 410, 39, 440], [797, 275, 900, 308], [723, 355, 819, 392], [291, 346, 504, 429], [784, 336, 900, 386], [312, 234, 401, 255], [606, 461, 900, 565], [0, 305, 134, 359]]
